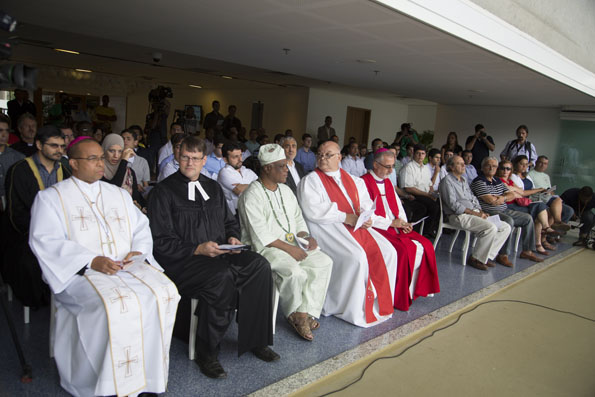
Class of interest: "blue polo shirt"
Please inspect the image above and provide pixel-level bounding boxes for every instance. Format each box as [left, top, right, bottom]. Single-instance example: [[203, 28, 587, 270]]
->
[[471, 174, 508, 213]]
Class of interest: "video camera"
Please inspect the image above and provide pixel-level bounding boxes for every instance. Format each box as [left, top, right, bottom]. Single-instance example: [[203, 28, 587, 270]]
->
[[148, 85, 173, 104]]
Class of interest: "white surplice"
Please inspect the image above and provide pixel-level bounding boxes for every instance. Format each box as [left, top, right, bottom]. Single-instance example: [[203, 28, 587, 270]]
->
[[297, 170, 397, 328], [29, 177, 180, 397]]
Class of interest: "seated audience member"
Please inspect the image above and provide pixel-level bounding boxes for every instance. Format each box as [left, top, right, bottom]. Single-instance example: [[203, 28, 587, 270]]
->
[[388, 144, 403, 176], [11, 113, 38, 157], [238, 144, 332, 341], [426, 148, 442, 191], [498, 159, 556, 254], [122, 128, 150, 192], [441, 131, 463, 158], [500, 125, 538, 168], [528, 155, 574, 228], [158, 133, 187, 182], [359, 145, 368, 159], [400, 142, 415, 167], [471, 157, 543, 264], [148, 136, 279, 379], [330, 135, 339, 144], [295, 133, 316, 174], [74, 120, 93, 137], [29, 137, 179, 397], [204, 127, 216, 156], [204, 137, 227, 178], [561, 186, 595, 246], [157, 122, 184, 171], [341, 137, 357, 157], [101, 134, 145, 208], [245, 128, 260, 155], [217, 141, 258, 215], [462, 150, 478, 185], [362, 149, 440, 311], [298, 141, 397, 327], [91, 125, 104, 143], [281, 136, 306, 195], [399, 144, 440, 238], [440, 148, 454, 180], [364, 138, 384, 170], [273, 133, 284, 144], [128, 124, 155, 173], [439, 156, 511, 271], [0, 115, 25, 209], [341, 142, 366, 177], [2, 125, 70, 307], [465, 123, 495, 172]]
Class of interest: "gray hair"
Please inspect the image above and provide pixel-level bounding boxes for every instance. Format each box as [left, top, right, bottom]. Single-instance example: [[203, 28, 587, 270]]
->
[[481, 156, 499, 168], [446, 156, 458, 172], [17, 112, 36, 128], [279, 136, 297, 146]]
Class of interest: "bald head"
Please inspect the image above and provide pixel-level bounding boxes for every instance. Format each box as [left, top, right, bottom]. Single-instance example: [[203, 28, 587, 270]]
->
[[317, 141, 342, 172], [69, 139, 106, 183]]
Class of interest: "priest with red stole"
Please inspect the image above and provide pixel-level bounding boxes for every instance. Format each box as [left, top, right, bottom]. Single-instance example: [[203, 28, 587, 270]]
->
[[298, 141, 397, 328], [362, 148, 440, 311]]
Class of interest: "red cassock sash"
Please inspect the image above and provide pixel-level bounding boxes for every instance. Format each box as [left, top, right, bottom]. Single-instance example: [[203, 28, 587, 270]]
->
[[361, 173, 440, 311], [315, 169, 393, 323]]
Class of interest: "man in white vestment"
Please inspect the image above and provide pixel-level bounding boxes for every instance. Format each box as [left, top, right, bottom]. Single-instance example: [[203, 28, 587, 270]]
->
[[297, 141, 398, 328], [29, 138, 180, 397], [238, 144, 332, 341]]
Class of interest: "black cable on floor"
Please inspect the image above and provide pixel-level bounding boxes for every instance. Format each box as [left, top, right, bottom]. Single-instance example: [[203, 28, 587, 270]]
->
[[317, 299, 595, 397]]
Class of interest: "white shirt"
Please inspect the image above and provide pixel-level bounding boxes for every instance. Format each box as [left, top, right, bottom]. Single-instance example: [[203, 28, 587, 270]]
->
[[341, 155, 366, 177], [158, 159, 179, 182], [464, 164, 478, 186], [128, 155, 150, 183], [401, 156, 412, 166], [217, 164, 258, 215], [157, 141, 172, 169], [287, 161, 301, 185], [439, 165, 448, 181], [400, 160, 432, 192], [426, 163, 441, 191]]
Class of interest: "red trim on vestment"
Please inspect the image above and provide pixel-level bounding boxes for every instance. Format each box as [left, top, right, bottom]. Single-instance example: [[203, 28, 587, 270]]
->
[[362, 173, 440, 311], [315, 168, 393, 323]]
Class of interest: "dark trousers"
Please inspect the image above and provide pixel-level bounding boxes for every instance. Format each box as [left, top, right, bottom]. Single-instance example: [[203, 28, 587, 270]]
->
[[402, 198, 428, 233], [413, 195, 440, 236], [171, 250, 273, 357], [580, 210, 595, 236]]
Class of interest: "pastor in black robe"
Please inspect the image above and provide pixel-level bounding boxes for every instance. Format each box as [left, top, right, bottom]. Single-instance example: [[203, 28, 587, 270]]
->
[[147, 170, 273, 357]]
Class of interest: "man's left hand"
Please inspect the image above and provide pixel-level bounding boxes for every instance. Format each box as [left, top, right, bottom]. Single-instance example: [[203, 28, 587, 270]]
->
[[122, 251, 142, 267], [228, 237, 243, 254], [362, 219, 373, 229], [306, 237, 318, 251]]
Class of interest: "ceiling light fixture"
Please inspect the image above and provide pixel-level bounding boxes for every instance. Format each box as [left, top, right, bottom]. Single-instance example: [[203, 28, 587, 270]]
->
[[55, 48, 80, 55], [220, 75, 233, 79], [75, 68, 92, 73], [188, 84, 202, 89]]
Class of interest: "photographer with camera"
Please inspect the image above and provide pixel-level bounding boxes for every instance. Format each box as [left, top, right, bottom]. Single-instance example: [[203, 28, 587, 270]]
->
[[393, 123, 419, 158], [465, 123, 495, 172], [48, 92, 74, 127]]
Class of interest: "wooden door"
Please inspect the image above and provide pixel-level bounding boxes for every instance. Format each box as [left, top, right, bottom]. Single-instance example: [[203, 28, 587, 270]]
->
[[344, 106, 370, 147]]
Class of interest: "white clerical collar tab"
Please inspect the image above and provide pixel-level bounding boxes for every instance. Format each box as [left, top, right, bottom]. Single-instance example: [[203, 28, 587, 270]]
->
[[324, 169, 341, 178], [370, 171, 384, 182], [188, 180, 210, 202]]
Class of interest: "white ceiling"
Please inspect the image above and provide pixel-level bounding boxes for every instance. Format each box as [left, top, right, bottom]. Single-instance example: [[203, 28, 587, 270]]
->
[[3, 0, 595, 107]]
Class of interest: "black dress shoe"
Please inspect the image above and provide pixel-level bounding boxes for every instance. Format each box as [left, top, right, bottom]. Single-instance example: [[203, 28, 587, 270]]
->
[[195, 356, 227, 379], [138, 393, 158, 397], [251, 346, 280, 362]]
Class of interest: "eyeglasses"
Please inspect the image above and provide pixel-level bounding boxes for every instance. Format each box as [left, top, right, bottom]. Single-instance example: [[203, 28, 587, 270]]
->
[[316, 153, 339, 160], [44, 143, 67, 150], [179, 155, 204, 163], [375, 161, 393, 170], [72, 155, 105, 164], [499, 166, 512, 171]]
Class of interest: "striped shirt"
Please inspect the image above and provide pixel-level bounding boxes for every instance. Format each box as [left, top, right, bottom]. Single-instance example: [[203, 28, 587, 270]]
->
[[471, 175, 509, 213]]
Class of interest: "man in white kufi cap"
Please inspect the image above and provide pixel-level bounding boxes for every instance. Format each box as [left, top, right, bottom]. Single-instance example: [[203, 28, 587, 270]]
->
[[238, 144, 333, 341]]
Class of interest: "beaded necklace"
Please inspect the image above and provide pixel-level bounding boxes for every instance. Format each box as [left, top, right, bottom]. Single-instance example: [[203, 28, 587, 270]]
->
[[259, 180, 295, 243]]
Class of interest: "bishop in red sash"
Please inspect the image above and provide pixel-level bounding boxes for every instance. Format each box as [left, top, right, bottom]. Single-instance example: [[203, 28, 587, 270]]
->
[[297, 142, 398, 327], [362, 148, 440, 311]]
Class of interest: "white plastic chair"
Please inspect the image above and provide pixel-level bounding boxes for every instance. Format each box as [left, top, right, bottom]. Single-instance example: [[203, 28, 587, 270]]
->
[[49, 294, 56, 358], [7, 285, 31, 324], [514, 227, 522, 252], [433, 195, 475, 266], [188, 281, 280, 360]]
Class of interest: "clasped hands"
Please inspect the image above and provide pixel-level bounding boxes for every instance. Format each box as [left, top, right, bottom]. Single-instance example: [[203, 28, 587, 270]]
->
[[91, 251, 142, 275], [344, 213, 372, 229], [391, 218, 413, 233]]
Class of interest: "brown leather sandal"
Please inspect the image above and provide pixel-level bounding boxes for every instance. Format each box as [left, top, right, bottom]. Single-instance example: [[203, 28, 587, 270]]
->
[[309, 317, 320, 331], [287, 313, 313, 341]]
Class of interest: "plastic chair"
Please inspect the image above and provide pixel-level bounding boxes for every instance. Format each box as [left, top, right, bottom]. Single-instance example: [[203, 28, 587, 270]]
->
[[188, 281, 280, 360], [433, 195, 475, 266]]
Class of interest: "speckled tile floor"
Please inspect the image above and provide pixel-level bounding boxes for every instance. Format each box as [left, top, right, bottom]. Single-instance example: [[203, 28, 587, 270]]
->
[[0, 235, 578, 397]]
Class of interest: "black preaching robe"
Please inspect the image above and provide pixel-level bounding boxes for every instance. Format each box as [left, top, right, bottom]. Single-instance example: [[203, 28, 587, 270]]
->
[[148, 170, 273, 356]]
